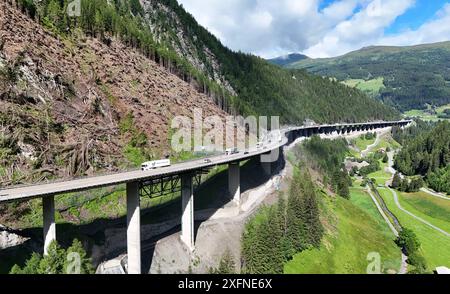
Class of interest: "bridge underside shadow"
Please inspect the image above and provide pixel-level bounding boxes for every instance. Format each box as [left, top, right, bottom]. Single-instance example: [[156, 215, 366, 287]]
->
[[0, 154, 286, 274]]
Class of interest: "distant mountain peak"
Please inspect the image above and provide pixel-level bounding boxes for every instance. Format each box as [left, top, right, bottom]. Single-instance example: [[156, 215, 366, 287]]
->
[[268, 53, 309, 67]]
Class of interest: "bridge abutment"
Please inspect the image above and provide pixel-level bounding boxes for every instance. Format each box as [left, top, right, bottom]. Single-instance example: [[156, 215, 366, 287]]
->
[[126, 181, 141, 274], [43, 195, 56, 256], [181, 174, 194, 251]]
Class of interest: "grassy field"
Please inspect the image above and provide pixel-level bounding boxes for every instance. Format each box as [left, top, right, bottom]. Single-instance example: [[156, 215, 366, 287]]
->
[[404, 104, 450, 121], [401, 192, 450, 222], [368, 166, 391, 186], [398, 191, 450, 233], [355, 137, 376, 151], [373, 136, 401, 151], [284, 188, 401, 274], [378, 187, 450, 270], [342, 77, 385, 97], [349, 136, 376, 157]]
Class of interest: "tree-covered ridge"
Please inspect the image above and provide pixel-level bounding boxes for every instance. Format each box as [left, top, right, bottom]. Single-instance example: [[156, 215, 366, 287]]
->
[[143, 0, 399, 123], [289, 42, 450, 112], [14, 0, 398, 124], [391, 120, 436, 146], [394, 121, 450, 194]]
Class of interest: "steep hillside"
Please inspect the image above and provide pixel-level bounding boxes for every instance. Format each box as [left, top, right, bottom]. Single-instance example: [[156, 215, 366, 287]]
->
[[0, 0, 399, 186], [267, 53, 309, 67], [139, 0, 398, 123], [0, 1, 230, 186], [289, 42, 450, 111]]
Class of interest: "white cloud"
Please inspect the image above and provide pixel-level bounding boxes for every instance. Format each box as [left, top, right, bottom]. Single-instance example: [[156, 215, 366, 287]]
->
[[178, 0, 364, 57], [304, 0, 415, 57], [378, 3, 450, 46], [178, 0, 450, 58]]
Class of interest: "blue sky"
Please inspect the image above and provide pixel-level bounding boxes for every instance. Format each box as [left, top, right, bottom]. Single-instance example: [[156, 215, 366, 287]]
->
[[178, 0, 450, 58], [386, 0, 448, 33]]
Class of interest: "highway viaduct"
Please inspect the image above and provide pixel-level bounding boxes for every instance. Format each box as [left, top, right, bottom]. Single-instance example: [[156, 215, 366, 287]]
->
[[0, 120, 411, 274]]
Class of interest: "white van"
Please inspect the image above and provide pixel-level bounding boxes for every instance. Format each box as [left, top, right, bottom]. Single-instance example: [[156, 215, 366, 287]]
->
[[141, 159, 171, 171]]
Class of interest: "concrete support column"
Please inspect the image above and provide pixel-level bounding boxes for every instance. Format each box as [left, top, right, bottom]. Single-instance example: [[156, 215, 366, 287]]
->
[[43, 196, 56, 256], [228, 162, 241, 205], [181, 174, 194, 251], [261, 158, 272, 176], [126, 181, 141, 274]]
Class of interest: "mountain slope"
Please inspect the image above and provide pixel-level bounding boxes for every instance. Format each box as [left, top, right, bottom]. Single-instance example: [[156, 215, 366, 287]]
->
[[289, 42, 450, 111], [0, 1, 230, 185], [0, 0, 399, 186], [139, 0, 398, 124], [267, 53, 309, 67], [30, 0, 399, 124]]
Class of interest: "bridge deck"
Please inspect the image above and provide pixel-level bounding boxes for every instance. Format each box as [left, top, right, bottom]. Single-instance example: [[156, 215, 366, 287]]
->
[[0, 121, 410, 203]]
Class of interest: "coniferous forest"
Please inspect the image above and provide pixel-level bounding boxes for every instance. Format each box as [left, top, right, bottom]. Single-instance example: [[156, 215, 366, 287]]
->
[[394, 121, 450, 194], [289, 43, 450, 111], [241, 170, 323, 274], [299, 136, 352, 199]]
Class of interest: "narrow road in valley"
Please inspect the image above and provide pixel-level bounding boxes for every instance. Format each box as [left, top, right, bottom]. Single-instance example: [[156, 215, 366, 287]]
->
[[420, 187, 450, 201], [386, 187, 450, 237], [387, 152, 449, 201]]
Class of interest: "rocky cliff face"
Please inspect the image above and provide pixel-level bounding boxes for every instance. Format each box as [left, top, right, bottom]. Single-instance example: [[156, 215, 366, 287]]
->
[[141, 0, 236, 96]]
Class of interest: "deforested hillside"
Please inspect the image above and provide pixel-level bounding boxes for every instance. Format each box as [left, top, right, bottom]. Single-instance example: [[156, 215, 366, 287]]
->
[[0, 1, 231, 186]]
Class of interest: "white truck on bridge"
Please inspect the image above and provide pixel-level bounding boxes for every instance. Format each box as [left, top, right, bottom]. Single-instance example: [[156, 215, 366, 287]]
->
[[141, 159, 171, 171]]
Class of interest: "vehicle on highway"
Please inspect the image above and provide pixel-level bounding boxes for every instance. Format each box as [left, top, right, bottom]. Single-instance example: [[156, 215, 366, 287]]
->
[[141, 159, 171, 171], [203, 158, 212, 164], [225, 148, 239, 155], [256, 142, 263, 149]]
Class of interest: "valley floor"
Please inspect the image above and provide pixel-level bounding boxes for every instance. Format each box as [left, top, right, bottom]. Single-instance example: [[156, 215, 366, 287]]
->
[[365, 134, 450, 271]]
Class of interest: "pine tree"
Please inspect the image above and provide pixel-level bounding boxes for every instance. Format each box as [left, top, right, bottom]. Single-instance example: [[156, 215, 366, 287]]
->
[[300, 172, 323, 247], [286, 175, 307, 254], [38, 241, 65, 274], [391, 172, 402, 189], [64, 239, 95, 274], [9, 239, 94, 274]]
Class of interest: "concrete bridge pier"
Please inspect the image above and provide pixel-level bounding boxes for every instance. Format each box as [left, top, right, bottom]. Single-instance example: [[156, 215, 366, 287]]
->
[[43, 195, 56, 256], [126, 181, 141, 274], [228, 162, 241, 205], [181, 174, 194, 251], [261, 149, 275, 176]]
